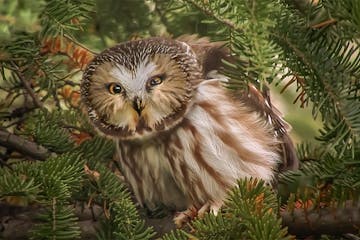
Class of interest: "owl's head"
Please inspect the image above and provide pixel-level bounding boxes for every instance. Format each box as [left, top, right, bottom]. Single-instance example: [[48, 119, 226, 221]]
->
[[81, 37, 202, 140]]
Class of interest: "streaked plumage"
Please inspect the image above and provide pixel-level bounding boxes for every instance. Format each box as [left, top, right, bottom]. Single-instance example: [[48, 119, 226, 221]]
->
[[81, 36, 298, 218]]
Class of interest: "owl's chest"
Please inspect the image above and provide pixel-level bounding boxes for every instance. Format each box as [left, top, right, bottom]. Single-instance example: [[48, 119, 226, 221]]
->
[[116, 138, 189, 209]]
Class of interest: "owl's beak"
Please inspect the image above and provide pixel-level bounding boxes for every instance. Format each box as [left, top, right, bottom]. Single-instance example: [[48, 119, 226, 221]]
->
[[132, 97, 144, 115]]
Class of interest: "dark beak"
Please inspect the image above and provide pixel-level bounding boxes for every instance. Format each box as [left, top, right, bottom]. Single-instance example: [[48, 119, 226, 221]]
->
[[133, 97, 144, 115]]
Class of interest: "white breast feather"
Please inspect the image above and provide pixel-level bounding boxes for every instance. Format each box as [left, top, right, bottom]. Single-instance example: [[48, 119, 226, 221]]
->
[[117, 78, 280, 209]]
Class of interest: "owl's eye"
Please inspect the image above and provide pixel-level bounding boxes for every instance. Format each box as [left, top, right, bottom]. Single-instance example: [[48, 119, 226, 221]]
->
[[107, 83, 123, 94], [148, 75, 164, 87]]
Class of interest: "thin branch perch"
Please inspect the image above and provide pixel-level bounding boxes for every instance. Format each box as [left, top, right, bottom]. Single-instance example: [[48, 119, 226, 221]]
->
[[281, 205, 360, 237], [0, 129, 51, 161], [10, 61, 44, 109]]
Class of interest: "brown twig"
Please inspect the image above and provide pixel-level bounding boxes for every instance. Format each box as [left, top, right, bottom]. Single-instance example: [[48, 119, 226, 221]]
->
[[63, 34, 98, 56], [0, 129, 52, 161], [10, 62, 44, 109], [63, 79, 80, 87], [311, 18, 337, 29], [281, 204, 360, 237]]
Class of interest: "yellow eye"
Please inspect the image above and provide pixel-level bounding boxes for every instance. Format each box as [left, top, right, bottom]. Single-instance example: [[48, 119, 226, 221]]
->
[[149, 76, 163, 86], [108, 83, 122, 95]]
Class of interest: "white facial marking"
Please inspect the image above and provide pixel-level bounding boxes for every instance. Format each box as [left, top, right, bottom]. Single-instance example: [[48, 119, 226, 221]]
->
[[109, 57, 157, 99]]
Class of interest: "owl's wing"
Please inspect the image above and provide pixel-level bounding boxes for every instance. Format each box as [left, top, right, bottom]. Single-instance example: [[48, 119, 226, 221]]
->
[[241, 84, 299, 171], [179, 35, 298, 171]]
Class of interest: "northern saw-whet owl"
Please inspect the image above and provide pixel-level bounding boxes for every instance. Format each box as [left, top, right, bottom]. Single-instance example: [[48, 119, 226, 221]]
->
[[81, 35, 298, 222]]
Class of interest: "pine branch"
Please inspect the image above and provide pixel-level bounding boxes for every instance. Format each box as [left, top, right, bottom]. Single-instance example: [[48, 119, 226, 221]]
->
[[272, 19, 360, 154], [0, 129, 52, 161], [283, 0, 313, 14], [63, 34, 98, 55], [39, 0, 95, 39], [182, 0, 241, 31], [281, 204, 360, 237], [30, 203, 81, 240], [1, 0, 359, 238], [10, 61, 44, 109]]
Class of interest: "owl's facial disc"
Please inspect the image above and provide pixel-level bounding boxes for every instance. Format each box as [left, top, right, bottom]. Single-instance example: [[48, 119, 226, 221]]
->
[[82, 38, 201, 140]]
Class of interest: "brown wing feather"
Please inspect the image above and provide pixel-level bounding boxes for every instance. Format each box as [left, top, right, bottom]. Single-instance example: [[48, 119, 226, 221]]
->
[[178, 35, 299, 171], [176, 35, 229, 77], [241, 84, 299, 171]]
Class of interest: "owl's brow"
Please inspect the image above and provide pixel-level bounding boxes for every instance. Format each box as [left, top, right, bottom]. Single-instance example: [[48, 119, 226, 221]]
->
[[148, 73, 166, 80], [108, 57, 158, 94]]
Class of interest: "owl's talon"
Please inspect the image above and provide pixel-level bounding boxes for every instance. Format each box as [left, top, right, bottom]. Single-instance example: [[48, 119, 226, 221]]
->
[[173, 202, 223, 228], [197, 203, 210, 218], [173, 206, 198, 228], [209, 201, 223, 216]]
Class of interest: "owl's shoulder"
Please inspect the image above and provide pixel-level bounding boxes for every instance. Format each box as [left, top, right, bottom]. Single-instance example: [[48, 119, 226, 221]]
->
[[176, 35, 229, 77]]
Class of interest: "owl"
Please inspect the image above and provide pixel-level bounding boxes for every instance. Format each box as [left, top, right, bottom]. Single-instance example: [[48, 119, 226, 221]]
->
[[81, 35, 298, 225]]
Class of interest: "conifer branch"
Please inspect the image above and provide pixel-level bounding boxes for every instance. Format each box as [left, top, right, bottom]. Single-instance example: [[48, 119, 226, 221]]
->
[[281, 205, 360, 236], [63, 34, 98, 56], [283, 0, 318, 14], [1, 0, 359, 238], [0, 129, 52, 160], [10, 61, 44, 109], [272, 33, 359, 149], [182, 0, 241, 32], [311, 18, 337, 29]]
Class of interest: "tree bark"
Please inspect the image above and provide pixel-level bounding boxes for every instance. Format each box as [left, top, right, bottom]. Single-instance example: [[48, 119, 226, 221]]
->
[[281, 204, 360, 237], [0, 129, 51, 161]]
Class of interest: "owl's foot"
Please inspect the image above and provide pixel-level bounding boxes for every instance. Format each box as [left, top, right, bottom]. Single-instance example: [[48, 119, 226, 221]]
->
[[199, 201, 222, 217], [173, 206, 198, 228], [173, 201, 222, 228]]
